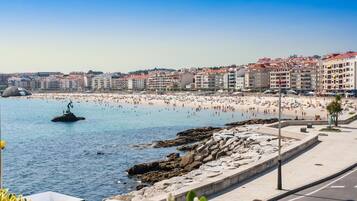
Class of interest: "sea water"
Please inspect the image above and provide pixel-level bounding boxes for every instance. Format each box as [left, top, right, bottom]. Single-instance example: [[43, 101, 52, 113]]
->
[[0, 97, 276, 201]]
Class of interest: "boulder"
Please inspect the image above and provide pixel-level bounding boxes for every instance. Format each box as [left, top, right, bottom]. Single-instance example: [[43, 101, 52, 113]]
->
[[202, 154, 213, 163], [180, 152, 195, 168], [127, 162, 160, 175], [1, 86, 31, 97], [51, 112, 85, 122], [184, 161, 202, 172], [136, 184, 148, 190], [153, 127, 222, 148], [216, 150, 227, 159], [166, 153, 180, 160]]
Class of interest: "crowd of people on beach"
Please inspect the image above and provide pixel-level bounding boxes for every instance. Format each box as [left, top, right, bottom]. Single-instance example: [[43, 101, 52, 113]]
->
[[25, 92, 357, 121]]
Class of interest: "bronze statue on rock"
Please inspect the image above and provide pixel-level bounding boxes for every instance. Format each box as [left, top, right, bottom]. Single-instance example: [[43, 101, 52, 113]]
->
[[51, 101, 85, 122]]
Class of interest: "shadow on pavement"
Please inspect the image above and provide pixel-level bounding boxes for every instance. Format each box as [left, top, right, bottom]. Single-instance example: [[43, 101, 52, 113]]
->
[[207, 140, 321, 200]]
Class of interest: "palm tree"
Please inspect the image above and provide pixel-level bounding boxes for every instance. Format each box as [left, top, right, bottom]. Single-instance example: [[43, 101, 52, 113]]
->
[[326, 95, 343, 126]]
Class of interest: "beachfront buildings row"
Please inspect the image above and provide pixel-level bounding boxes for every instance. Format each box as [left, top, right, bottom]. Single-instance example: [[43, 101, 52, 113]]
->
[[320, 52, 357, 92], [2, 51, 356, 93]]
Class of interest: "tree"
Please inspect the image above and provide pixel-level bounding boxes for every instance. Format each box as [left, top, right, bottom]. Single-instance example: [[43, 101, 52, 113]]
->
[[326, 95, 343, 126]]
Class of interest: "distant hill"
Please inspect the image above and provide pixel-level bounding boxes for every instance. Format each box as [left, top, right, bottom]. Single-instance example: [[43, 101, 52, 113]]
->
[[128, 67, 176, 75]]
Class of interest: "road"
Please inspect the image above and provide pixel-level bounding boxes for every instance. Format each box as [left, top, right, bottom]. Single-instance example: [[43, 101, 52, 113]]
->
[[280, 167, 357, 201]]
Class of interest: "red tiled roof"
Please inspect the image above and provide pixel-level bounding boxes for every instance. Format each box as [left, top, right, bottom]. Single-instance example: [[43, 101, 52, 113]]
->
[[128, 74, 149, 79], [325, 52, 357, 61]]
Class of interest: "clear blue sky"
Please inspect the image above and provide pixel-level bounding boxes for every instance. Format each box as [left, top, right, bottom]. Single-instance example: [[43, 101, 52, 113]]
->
[[0, 0, 356, 73]]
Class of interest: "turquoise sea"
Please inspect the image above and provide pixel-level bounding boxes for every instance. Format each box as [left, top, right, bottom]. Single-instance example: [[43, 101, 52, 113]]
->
[[0, 97, 276, 201]]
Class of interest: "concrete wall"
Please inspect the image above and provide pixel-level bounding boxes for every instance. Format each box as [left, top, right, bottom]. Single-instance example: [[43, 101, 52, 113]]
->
[[269, 114, 357, 129]]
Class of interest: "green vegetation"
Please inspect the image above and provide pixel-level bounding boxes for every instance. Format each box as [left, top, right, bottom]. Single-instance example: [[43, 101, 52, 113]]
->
[[0, 189, 28, 201], [326, 95, 343, 126], [186, 191, 207, 201], [129, 68, 175, 75], [349, 112, 356, 115], [167, 191, 208, 201]]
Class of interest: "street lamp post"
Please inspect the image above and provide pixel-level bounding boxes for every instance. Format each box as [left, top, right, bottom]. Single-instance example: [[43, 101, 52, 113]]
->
[[277, 77, 282, 190]]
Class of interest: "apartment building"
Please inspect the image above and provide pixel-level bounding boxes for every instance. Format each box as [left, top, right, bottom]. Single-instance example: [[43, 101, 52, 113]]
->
[[235, 68, 246, 91], [0, 74, 11, 87], [60, 75, 85, 91], [148, 71, 193, 91], [112, 77, 128, 90], [270, 66, 317, 91], [92, 74, 112, 90], [8, 76, 36, 90], [127, 75, 148, 91], [321, 52, 357, 92], [291, 67, 315, 91], [244, 65, 270, 90], [223, 68, 236, 90], [195, 69, 225, 90], [270, 67, 291, 89], [147, 71, 173, 91], [40, 76, 61, 90]]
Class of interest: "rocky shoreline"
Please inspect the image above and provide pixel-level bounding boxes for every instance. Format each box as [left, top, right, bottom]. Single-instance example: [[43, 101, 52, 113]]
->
[[151, 118, 282, 149], [152, 127, 222, 148], [121, 118, 289, 197], [108, 121, 296, 201]]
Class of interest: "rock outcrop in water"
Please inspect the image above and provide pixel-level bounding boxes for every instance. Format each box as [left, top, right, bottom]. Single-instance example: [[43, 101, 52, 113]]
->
[[51, 112, 85, 122], [1, 86, 31, 97], [124, 118, 291, 194], [152, 127, 222, 148], [151, 118, 282, 149], [51, 101, 85, 122]]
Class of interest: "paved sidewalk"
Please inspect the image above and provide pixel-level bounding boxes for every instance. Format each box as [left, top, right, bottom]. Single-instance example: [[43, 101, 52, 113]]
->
[[280, 167, 357, 201], [209, 121, 357, 201]]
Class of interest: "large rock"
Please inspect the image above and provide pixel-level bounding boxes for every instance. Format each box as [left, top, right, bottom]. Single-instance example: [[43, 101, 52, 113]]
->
[[51, 112, 85, 122], [127, 162, 160, 175], [153, 127, 222, 148], [184, 161, 202, 172], [180, 152, 195, 167], [1, 86, 31, 97]]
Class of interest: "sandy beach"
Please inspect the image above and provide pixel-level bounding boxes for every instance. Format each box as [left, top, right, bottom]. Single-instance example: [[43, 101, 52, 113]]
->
[[26, 92, 357, 120]]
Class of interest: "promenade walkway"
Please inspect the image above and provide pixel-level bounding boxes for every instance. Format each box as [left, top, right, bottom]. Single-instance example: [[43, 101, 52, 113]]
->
[[209, 120, 357, 201]]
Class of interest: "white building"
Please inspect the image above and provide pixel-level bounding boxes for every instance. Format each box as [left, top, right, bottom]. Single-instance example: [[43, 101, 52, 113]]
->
[[92, 74, 112, 90], [8, 76, 35, 90], [195, 69, 225, 90], [270, 67, 291, 89], [60, 75, 84, 91], [235, 68, 246, 91], [148, 71, 193, 91], [270, 66, 317, 91], [40, 76, 61, 90], [127, 75, 148, 90], [223, 69, 236, 90], [321, 52, 357, 92]]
